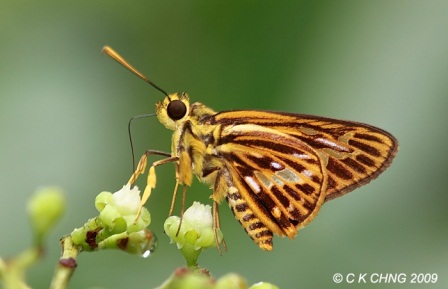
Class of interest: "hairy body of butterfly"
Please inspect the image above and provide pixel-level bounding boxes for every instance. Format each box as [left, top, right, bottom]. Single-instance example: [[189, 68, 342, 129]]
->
[[154, 92, 398, 251], [102, 46, 398, 251]]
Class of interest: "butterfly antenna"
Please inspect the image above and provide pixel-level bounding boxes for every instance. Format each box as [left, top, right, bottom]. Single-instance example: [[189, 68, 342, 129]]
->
[[102, 46, 169, 97], [128, 114, 157, 172]]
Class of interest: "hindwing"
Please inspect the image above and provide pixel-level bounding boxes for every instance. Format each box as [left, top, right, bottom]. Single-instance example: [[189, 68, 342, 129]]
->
[[218, 124, 328, 238]]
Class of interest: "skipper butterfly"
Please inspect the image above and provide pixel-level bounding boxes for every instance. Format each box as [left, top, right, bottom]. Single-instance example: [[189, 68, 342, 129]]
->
[[103, 46, 398, 251]]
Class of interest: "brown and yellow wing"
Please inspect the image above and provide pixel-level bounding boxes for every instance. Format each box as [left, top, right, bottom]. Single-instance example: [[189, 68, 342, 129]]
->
[[205, 110, 397, 250], [211, 110, 398, 202], [216, 124, 328, 249]]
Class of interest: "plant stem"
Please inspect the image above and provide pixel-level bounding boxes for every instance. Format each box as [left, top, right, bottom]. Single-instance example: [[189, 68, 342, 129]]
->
[[49, 235, 81, 289]]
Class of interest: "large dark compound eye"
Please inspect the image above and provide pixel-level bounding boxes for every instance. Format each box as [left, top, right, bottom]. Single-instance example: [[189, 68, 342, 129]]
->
[[167, 100, 187, 120]]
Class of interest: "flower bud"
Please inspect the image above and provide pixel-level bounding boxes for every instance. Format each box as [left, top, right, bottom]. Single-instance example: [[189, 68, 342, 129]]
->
[[215, 273, 248, 289], [164, 202, 223, 267], [98, 229, 157, 257], [27, 187, 65, 244], [248, 282, 279, 289]]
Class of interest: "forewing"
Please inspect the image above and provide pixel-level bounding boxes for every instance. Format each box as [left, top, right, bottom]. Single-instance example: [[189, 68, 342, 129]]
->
[[211, 110, 398, 202]]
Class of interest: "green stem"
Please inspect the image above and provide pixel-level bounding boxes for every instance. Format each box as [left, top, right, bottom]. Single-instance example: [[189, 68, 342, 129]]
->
[[180, 242, 201, 268], [49, 235, 82, 289], [0, 247, 40, 289]]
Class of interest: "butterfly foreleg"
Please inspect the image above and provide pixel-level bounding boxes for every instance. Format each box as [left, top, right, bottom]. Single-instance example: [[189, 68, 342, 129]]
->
[[128, 150, 172, 185], [131, 150, 178, 221]]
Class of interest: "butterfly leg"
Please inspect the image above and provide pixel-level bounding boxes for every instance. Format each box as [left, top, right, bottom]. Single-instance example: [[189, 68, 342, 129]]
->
[[213, 201, 227, 255], [167, 171, 193, 239], [168, 179, 180, 217], [131, 150, 179, 221], [174, 185, 188, 237]]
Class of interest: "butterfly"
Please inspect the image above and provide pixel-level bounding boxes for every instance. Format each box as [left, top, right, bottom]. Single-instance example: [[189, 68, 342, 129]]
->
[[102, 46, 398, 251]]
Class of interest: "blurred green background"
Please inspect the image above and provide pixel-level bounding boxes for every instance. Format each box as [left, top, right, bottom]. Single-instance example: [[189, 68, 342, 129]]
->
[[1, 1, 447, 288]]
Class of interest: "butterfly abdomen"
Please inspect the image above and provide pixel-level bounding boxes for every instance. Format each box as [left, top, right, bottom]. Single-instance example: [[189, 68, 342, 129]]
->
[[226, 186, 274, 250]]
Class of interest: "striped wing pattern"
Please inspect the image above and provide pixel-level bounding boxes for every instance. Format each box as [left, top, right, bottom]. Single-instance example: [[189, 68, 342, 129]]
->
[[209, 110, 398, 250], [218, 125, 327, 249]]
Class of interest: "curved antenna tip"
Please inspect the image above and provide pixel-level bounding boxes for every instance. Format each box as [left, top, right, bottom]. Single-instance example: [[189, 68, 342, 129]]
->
[[102, 45, 169, 97]]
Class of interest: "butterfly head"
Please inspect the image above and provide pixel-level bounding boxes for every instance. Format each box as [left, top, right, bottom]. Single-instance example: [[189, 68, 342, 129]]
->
[[156, 92, 190, 130]]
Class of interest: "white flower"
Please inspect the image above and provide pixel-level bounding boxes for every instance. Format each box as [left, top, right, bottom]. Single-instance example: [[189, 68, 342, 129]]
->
[[164, 201, 221, 251], [95, 184, 150, 233], [110, 184, 141, 215], [182, 202, 213, 230]]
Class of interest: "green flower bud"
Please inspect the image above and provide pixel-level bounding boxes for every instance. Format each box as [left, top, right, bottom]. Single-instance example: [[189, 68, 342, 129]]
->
[[215, 273, 248, 289], [162, 268, 214, 289], [248, 282, 279, 289], [125, 229, 157, 257], [27, 187, 65, 245], [98, 229, 157, 257], [98, 205, 127, 234], [94, 191, 113, 212]]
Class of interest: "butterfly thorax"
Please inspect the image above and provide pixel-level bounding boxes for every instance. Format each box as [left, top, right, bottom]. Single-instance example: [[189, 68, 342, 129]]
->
[[156, 92, 225, 197]]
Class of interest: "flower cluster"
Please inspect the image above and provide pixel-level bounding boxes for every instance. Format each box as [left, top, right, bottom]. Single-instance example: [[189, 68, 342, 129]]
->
[[95, 184, 150, 234], [71, 184, 155, 257]]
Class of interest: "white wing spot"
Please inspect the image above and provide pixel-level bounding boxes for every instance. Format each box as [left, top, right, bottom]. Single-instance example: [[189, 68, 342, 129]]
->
[[302, 169, 313, 178], [244, 176, 261, 193], [315, 137, 348, 151], [292, 152, 311, 159], [270, 161, 283, 170]]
